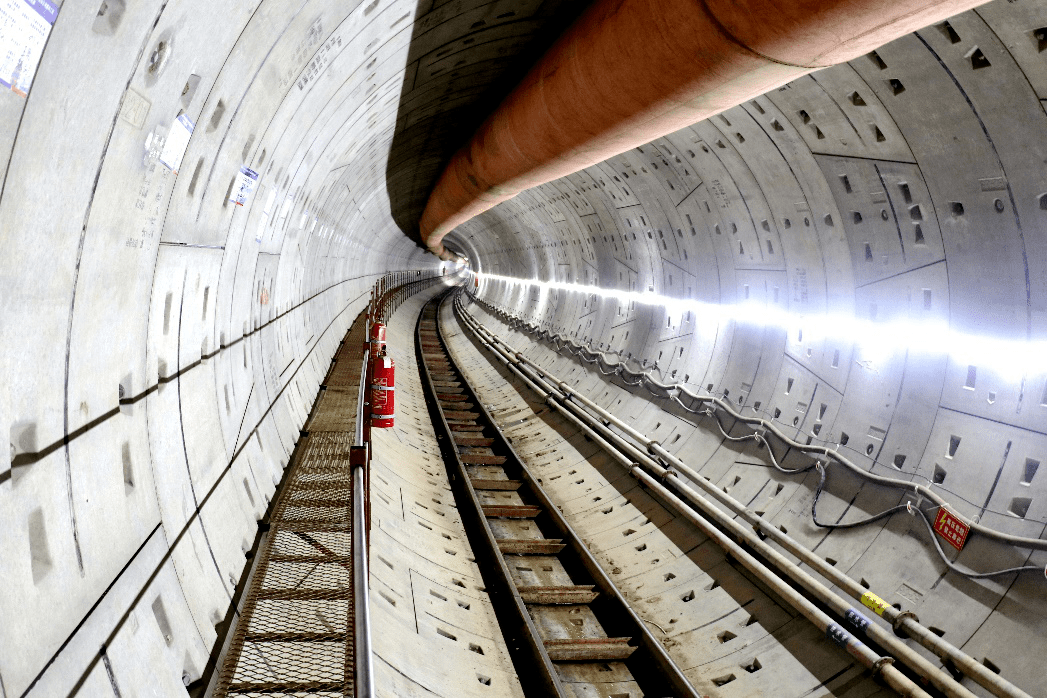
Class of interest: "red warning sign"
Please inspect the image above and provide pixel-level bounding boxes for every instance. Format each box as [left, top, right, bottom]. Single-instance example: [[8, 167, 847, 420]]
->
[[933, 507, 970, 551]]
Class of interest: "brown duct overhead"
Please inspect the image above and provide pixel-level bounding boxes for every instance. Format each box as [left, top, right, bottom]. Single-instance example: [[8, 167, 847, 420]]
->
[[418, 0, 988, 257]]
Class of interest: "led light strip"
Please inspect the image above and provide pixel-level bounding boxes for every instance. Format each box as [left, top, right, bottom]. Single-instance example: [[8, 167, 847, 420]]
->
[[469, 271, 1047, 382]]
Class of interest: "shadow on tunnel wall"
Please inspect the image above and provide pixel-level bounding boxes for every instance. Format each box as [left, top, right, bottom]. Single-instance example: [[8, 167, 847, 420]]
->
[[385, 0, 593, 248]]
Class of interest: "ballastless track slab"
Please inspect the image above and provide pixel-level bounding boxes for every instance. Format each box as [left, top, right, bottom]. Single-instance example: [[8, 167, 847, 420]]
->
[[415, 291, 699, 698]]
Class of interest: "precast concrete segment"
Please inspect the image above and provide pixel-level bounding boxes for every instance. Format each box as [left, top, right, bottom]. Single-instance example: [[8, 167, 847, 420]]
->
[[451, 293, 1047, 696], [455, 294, 1033, 698], [418, 0, 990, 255], [437, 290, 1041, 697], [0, 0, 445, 691]]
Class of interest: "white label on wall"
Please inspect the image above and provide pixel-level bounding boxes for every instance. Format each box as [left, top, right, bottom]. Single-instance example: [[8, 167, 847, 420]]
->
[[159, 113, 194, 174], [0, 0, 57, 96], [230, 166, 259, 206]]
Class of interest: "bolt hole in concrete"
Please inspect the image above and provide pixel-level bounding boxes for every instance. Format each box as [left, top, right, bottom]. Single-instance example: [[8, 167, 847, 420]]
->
[[743, 658, 762, 673], [146, 33, 174, 84], [92, 0, 125, 35]]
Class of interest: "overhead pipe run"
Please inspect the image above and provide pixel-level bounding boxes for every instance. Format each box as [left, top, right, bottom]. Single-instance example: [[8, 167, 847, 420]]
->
[[418, 0, 989, 256]]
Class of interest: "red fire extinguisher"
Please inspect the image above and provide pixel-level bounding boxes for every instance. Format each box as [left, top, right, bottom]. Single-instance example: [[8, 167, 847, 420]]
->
[[369, 322, 386, 357], [370, 347, 395, 428]]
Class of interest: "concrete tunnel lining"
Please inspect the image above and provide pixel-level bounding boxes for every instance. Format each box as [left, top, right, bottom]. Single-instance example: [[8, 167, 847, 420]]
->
[[0, 0, 1044, 695]]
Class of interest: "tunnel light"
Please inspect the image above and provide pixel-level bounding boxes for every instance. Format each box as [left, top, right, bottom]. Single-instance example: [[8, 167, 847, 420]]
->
[[469, 271, 1046, 381]]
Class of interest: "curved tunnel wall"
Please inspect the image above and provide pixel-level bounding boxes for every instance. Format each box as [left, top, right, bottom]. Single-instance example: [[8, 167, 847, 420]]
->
[[0, 0, 1045, 695], [457, 0, 1047, 686], [0, 0, 444, 694]]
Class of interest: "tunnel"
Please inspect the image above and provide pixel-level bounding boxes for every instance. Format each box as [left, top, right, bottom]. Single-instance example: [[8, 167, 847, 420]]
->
[[0, 0, 1045, 696]]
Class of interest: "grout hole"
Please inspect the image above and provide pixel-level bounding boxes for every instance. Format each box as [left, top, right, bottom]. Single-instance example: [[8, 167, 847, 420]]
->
[[914, 223, 926, 245], [28, 508, 54, 584], [1035, 27, 1047, 53], [1008, 497, 1031, 519], [968, 47, 991, 70], [712, 674, 737, 687], [939, 21, 962, 43], [1022, 458, 1040, 484]]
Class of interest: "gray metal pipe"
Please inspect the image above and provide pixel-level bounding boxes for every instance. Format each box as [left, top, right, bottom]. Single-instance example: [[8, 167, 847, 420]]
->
[[633, 469, 931, 698], [353, 464, 375, 698], [536, 358, 1029, 698], [527, 374, 975, 698], [455, 294, 1031, 698]]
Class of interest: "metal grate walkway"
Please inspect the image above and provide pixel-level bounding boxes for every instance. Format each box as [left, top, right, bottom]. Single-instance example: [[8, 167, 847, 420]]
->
[[214, 318, 367, 697]]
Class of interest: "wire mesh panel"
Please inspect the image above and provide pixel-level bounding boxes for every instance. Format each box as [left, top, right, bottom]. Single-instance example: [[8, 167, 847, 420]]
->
[[215, 321, 366, 697]]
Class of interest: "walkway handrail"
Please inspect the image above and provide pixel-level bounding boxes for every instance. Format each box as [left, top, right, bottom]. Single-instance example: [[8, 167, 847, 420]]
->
[[351, 269, 453, 697], [352, 343, 374, 698]]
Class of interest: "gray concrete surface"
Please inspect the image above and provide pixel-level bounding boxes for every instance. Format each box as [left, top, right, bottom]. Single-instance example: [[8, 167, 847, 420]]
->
[[0, 0, 1044, 695]]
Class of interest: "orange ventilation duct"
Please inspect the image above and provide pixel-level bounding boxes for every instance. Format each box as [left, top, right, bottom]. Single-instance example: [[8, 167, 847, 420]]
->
[[418, 0, 987, 258]]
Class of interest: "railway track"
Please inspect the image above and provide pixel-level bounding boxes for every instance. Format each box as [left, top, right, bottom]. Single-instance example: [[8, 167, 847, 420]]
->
[[415, 292, 699, 698]]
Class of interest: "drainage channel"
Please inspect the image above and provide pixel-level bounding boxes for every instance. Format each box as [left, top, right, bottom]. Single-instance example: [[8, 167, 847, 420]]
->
[[415, 291, 699, 698]]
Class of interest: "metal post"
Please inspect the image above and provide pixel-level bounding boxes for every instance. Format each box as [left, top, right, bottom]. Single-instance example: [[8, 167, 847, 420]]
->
[[351, 446, 373, 698]]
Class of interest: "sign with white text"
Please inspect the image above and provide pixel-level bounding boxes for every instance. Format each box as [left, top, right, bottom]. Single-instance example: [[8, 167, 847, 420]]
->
[[933, 507, 970, 551], [159, 113, 194, 174], [230, 166, 259, 206]]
